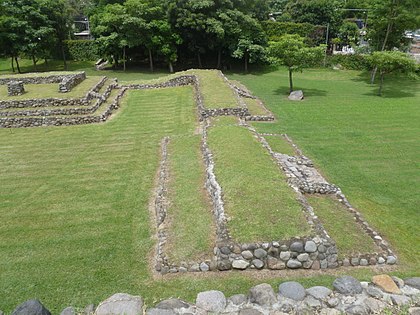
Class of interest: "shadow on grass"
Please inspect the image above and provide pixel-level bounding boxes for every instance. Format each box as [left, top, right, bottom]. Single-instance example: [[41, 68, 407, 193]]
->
[[352, 71, 418, 98], [274, 86, 328, 97]]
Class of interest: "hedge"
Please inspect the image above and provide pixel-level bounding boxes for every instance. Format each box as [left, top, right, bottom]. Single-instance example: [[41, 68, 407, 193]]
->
[[262, 21, 325, 45], [327, 54, 370, 70], [64, 40, 100, 61]]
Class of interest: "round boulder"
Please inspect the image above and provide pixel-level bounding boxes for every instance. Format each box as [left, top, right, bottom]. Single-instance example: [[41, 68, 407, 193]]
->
[[196, 290, 226, 313], [279, 281, 306, 301], [249, 283, 276, 307], [95, 293, 143, 315]]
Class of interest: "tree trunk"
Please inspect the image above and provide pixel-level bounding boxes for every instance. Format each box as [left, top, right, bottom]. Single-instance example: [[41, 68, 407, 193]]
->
[[168, 61, 174, 73], [61, 43, 68, 71], [217, 48, 222, 69], [44, 58, 49, 70], [197, 52, 202, 68], [11, 57, 15, 73], [371, 0, 396, 84], [148, 48, 154, 72], [378, 72, 385, 96], [123, 46, 126, 72], [32, 55, 37, 72], [244, 52, 248, 72], [15, 57, 21, 73], [289, 68, 293, 93]]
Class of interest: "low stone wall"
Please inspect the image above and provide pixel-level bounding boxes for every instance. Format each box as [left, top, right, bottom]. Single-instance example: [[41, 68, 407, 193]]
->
[[0, 87, 125, 128], [58, 72, 86, 93], [7, 81, 25, 96], [0, 72, 86, 85], [6, 275, 420, 315]]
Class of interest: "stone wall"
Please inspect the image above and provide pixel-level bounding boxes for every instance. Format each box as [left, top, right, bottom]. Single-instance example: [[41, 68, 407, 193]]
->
[[0, 72, 86, 85], [7, 81, 25, 96], [58, 72, 86, 93], [6, 275, 420, 315]]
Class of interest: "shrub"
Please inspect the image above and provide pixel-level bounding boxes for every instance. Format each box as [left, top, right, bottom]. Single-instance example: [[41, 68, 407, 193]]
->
[[64, 40, 100, 61], [327, 54, 369, 70]]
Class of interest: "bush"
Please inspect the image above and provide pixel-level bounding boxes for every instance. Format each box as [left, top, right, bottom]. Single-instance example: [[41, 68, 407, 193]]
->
[[64, 40, 100, 61], [261, 21, 325, 46], [327, 54, 369, 70]]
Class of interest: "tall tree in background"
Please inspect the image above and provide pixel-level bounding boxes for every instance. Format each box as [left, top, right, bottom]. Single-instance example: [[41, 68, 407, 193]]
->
[[269, 34, 324, 93]]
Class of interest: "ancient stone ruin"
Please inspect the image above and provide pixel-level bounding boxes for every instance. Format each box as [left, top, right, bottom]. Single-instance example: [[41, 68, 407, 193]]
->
[[7, 81, 25, 96]]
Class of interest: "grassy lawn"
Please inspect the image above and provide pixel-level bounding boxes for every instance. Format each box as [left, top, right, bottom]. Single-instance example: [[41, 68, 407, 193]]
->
[[307, 195, 380, 258], [0, 63, 419, 313], [0, 77, 102, 100], [227, 67, 420, 272], [243, 97, 270, 116], [166, 135, 215, 262], [263, 135, 296, 156], [207, 120, 311, 242]]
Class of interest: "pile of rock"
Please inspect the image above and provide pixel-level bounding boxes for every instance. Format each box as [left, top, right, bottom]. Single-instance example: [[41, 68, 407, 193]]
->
[[7, 81, 24, 96], [6, 275, 419, 315]]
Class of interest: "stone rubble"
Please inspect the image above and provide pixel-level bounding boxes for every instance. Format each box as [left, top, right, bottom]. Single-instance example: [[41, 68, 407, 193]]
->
[[5, 275, 419, 315]]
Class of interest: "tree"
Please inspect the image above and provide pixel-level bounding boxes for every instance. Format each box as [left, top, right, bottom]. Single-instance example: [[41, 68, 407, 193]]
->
[[268, 34, 324, 93], [284, 0, 343, 38], [338, 21, 360, 47], [368, 51, 417, 96]]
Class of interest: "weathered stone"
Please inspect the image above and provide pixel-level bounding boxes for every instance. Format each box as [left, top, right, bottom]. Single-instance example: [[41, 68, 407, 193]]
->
[[232, 260, 249, 270], [409, 307, 420, 315], [405, 277, 420, 290], [366, 285, 384, 299], [189, 263, 200, 272], [391, 276, 405, 288], [304, 241, 317, 253], [252, 259, 264, 269], [326, 297, 339, 308], [254, 248, 267, 259], [156, 298, 190, 310], [60, 307, 75, 315], [387, 256, 397, 265], [320, 309, 341, 315], [286, 259, 302, 269], [279, 281, 306, 301], [360, 258, 368, 266], [311, 260, 320, 270], [401, 285, 420, 296], [288, 90, 304, 101], [269, 311, 288, 315], [267, 257, 285, 270], [249, 283, 277, 307], [304, 296, 321, 308], [332, 276, 363, 295], [95, 293, 143, 315], [218, 260, 232, 271], [346, 304, 369, 315], [242, 250, 254, 260], [12, 300, 51, 315], [390, 294, 411, 306], [220, 246, 231, 255], [372, 274, 401, 294], [306, 286, 332, 300], [228, 294, 247, 306], [199, 262, 209, 272], [364, 297, 387, 314], [196, 290, 226, 313], [297, 253, 309, 262], [342, 258, 350, 267], [350, 257, 359, 266], [378, 257, 386, 264], [279, 251, 291, 261], [146, 309, 175, 315], [290, 242, 304, 252], [239, 309, 263, 315]]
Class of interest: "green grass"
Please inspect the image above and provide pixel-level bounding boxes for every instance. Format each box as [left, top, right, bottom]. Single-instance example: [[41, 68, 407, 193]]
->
[[192, 70, 239, 109], [307, 195, 380, 258], [264, 135, 296, 156], [0, 77, 102, 100], [207, 122, 311, 242], [166, 135, 215, 262], [227, 67, 420, 271], [243, 97, 270, 116]]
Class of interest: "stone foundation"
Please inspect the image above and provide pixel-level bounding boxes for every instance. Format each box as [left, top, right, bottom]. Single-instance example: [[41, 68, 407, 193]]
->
[[7, 81, 25, 96]]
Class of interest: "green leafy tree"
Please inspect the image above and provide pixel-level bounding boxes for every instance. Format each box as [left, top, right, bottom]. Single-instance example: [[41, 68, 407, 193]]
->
[[269, 34, 324, 93], [338, 21, 360, 47], [368, 51, 417, 96]]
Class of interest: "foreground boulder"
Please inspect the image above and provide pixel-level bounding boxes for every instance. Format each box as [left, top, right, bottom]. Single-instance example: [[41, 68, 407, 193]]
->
[[288, 90, 304, 101], [333, 276, 363, 295], [196, 290, 226, 313], [95, 293, 143, 315], [12, 300, 51, 315], [278, 281, 306, 301]]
